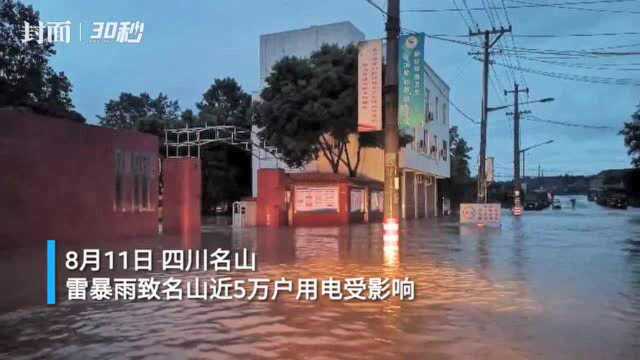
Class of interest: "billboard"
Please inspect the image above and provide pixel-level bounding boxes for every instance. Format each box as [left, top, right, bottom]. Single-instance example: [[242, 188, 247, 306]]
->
[[357, 39, 383, 132], [294, 186, 339, 212], [398, 33, 425, 130]]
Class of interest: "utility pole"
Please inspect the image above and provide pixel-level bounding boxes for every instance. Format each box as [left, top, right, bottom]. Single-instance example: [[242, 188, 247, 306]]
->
[[469, 26, 511, 203], [383, 0, 400, 225], [505, 83, 528, 212]]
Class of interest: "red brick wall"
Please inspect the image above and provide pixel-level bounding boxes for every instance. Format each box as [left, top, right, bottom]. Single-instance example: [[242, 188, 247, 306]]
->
[[0, 109, 159, 249], [162, 158, 201, 242]]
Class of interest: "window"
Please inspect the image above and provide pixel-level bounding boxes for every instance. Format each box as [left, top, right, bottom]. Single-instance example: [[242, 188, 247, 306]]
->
[[423, 129, 428, 153], [435, 97, 439, 122], [424, 89, 430, 123], [132, 153, 140, 210], [114, 150, 124, 210], [142, 156, 150, 209], [442, 140, 448, 160], [442, 103, 447, 124], [412, 128, 417, 151], [433, 135, 438, 156], [130, 153, 153, 211]]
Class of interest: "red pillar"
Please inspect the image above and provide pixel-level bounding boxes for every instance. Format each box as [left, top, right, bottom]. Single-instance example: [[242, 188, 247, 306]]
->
[[256, 169, 289, 227], [162, 158, 201, 242]]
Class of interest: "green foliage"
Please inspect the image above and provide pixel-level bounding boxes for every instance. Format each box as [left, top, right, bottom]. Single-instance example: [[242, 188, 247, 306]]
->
[[97, 92, 181, 136], [256, 43, 409, 176], [197, 77, 252, 127], [254, 55, 322, 168], [99, 79, 254, 212], [196, 78, 253, 212], [449, 126, 472, 184], [620, 104, 640, 168], [0, 0, 76, 117]]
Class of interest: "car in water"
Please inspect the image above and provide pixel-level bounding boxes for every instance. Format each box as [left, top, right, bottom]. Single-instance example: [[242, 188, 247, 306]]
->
[[524, 191, 551, 211], [552, 199, 562, 210], [606, 192, 628, 209]]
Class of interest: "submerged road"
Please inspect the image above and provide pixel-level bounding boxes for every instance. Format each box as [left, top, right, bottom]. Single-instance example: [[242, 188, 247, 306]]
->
[[1, 195, 639, 359]]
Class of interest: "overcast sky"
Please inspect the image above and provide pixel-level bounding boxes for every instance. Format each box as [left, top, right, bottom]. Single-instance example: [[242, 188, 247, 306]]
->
[[24, 0, 640, 177]]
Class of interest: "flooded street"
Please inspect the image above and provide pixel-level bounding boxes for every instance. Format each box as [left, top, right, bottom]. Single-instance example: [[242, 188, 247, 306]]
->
[[1, 195, 640, 359]]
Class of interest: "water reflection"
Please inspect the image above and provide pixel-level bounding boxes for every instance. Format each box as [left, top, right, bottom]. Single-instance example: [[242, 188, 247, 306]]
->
[[0, 196, 639, 359]]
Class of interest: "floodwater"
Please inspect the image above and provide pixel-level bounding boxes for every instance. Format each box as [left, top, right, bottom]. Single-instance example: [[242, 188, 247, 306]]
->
[[1, 195, 640, 359]]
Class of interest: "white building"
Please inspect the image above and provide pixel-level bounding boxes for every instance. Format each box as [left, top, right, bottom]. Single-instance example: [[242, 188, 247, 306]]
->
[[252, 22, 365, 196], [253, 22, 450, 219]]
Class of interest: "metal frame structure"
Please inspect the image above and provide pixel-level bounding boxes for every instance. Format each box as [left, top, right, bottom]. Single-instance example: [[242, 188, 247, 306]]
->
[[163, 125, 281, 160]]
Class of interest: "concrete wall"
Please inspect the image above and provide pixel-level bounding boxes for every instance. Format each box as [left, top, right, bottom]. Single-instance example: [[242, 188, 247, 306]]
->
[[260, 21, 365, 85], [0, 109, 159, 248]]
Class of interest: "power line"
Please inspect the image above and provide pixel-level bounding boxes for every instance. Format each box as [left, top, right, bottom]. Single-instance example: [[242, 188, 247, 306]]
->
[[510, 0, 640, 14], [424, 67, 480, 125], [363, 0, 388, 16], [489, 60, 640, 85], [403, 0, 639, 12], [514, 55, 640, 71], [426, 34, 640, 58], [525, 115, 614, 129], [419, 31, 640, 38], [513, 31, 640, 38]]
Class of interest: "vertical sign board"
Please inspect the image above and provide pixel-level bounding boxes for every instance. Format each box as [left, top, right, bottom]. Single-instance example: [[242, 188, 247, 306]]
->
[[460, 203, 502, 226], [486, 157, 495, 183], [398, 33, 425, 130], [358, 40, 383, 132]]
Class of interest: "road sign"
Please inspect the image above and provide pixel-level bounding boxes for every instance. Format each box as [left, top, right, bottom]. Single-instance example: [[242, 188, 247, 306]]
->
[[460, 203, 501, 225]]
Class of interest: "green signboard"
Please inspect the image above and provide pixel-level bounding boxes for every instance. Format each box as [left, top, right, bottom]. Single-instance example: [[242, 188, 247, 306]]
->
[[398, 33, 425, 130]]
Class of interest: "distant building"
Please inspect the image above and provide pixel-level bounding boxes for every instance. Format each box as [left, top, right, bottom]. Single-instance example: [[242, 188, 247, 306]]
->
[[259, 21, 365, 86], [252, 22, 451, 224]]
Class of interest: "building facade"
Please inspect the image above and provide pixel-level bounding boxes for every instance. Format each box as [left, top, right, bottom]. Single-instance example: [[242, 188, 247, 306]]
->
[[252, 22, 450, 223]]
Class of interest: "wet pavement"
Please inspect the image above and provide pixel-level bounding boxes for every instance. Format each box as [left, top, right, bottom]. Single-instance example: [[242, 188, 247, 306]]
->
[[1, 195, 640, 359]]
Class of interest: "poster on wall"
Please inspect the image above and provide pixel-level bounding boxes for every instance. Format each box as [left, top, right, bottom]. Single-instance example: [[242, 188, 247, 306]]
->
[[370, 191, 384, 212], [350, 188, 365, 213], [398, 33, 425, 130], [358, 39, 383, 132], [294, 186, 339, 212]]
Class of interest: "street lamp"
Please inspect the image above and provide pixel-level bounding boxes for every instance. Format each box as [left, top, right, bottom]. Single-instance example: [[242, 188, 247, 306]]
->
[[520, 139, 554, 179], [487, 97, 555, 113]]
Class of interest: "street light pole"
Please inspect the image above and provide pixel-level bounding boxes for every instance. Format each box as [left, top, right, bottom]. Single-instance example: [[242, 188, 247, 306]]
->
[[520, 139, 555, 182], [505, 83, 528, 214], [383, 0, 400, 226]]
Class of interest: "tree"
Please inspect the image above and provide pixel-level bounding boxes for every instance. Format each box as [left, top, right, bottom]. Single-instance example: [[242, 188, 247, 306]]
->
[[196, 78, 253, 213], [254, 55, 325, 169], [197, 77, 252, 127], [449, 126, 472, 183], [0, 0, 78, 119], [620, 104, 640, 168], [97, 92, 181, 136], [256, 44, 407, 176]]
